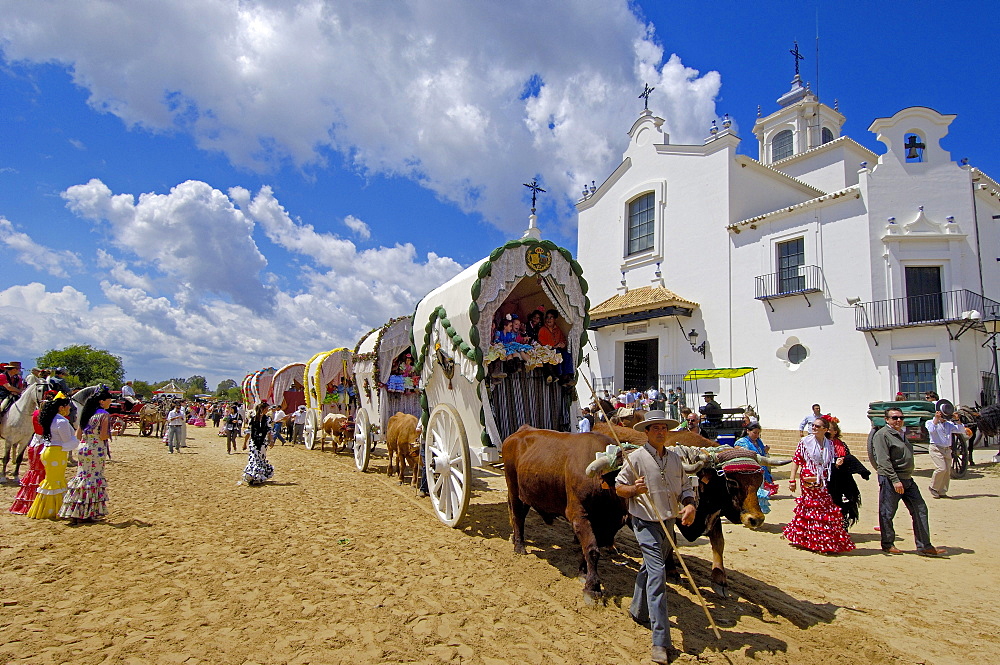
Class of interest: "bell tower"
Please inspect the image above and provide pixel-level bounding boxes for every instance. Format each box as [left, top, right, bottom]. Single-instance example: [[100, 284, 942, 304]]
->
[[753, 41, 845, 165]]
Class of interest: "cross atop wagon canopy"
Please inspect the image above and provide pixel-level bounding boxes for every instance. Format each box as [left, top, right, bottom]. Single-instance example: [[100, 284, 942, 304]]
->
[[523, 178, 546, 214], [639, 83, 655, 111]]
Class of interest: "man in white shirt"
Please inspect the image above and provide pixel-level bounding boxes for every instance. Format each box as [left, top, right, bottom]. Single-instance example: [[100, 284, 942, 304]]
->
[[166, 402, 185, 453], [926, 407, 962, 498], [577, 408, 593, 433], [292, 405, 307, 444], [798, 404, 822, 437], [271, 406, 287, 444]]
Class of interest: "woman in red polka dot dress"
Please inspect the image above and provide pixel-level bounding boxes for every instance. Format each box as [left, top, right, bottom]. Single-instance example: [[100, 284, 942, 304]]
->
[[783, 415, 855, 553]]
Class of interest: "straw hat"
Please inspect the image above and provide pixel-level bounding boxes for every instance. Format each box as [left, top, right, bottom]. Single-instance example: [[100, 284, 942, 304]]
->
[[633, 410, 680, 432]]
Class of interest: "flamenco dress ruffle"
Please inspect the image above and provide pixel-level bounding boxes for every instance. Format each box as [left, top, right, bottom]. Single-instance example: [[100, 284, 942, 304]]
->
[[387, 374, 405, 392], [783, 483, 855, 553], [244, 445, 274, 485], [58, 433, 109, 520], [27, 445, 70, 520], [10, 435, 46, 515]]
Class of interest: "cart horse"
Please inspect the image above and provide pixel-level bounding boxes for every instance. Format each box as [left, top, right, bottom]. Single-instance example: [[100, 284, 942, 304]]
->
[[413, 233, 590, 526]]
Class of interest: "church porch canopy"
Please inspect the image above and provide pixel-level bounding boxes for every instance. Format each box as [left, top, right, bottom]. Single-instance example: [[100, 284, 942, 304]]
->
[[588, 285, 698, 329]]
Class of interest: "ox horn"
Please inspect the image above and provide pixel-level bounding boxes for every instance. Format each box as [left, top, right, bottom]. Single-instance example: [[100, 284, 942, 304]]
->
[[756, 455, 792, 467], [682, 453, 709, 474], [586, 457, 613, 478]]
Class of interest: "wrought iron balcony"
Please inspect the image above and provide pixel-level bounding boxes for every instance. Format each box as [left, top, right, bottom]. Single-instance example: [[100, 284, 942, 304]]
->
[[755, 265, 823, 302], [855, 289, 1000, 332]]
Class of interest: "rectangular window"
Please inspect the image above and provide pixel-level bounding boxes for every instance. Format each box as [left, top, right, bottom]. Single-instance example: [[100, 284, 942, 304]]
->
[[897, 359, 936, 400], [777, 237, 805, 293], [627, 192, 655, 255], [905, 266, 943, 323]]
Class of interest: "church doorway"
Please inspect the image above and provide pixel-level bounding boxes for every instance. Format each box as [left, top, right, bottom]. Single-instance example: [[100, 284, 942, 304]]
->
[[623, 338, 658, 392]]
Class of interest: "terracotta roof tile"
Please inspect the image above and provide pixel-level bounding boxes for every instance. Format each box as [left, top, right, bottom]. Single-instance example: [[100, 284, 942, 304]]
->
[[590, 285, 699, 319]]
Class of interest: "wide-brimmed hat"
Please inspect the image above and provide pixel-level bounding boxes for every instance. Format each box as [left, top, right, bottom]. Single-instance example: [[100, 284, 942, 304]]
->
[[633, 410, 680, 432], [702, 391, 717, 398]]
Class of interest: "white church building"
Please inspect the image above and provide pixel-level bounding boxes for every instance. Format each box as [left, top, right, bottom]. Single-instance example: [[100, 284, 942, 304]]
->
[[576, 73, 1000, 434]]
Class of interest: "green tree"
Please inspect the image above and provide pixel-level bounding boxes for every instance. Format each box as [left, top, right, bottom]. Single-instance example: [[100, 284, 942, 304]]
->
[[215, 379, 238, 396], [187, 375, 208, 393], [36, 345, 125, 388], [131, 380, 154, 399]]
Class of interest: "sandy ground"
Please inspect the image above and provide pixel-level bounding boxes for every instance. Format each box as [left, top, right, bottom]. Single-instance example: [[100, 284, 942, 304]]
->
[[2, 426, 999, 665]]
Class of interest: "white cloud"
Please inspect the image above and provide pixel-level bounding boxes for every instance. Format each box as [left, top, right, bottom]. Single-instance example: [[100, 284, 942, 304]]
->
[[0, 0, 722, 233], [0, 180, 465, 384], [68, 138, 86, 150], [62, 178, 275, 313], [0, 217, 83, 278], [343, 214, 370, 240]]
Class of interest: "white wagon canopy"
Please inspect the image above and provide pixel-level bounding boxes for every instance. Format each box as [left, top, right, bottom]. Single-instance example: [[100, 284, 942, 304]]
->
[[413, 236, 590, 526], [242, 367, 276, 412], [268, 362, 306, 412], [351, 316, 421, 471], [302, 348, 354, 450]]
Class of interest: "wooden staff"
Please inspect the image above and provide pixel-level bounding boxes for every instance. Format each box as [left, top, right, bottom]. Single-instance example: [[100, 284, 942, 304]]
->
[[580, 373, 721, 640]]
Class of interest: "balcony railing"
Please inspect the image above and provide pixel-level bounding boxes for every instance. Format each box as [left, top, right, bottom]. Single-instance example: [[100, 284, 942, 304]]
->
[[855, 289, 1000, 332], [755, 265, 823, 300]]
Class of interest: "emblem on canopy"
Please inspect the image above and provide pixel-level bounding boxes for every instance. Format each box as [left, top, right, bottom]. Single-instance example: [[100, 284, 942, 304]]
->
[[525, 246, 552, 273]]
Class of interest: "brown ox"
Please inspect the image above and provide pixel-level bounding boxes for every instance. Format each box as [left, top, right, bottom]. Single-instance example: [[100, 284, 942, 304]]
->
[[385, 412, 421, 487], [590, 430, 789, 597], [320, 413, 350, 452], [503, 426, 631, 604]]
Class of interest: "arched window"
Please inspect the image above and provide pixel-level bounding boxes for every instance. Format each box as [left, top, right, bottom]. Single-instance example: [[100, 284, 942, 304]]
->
[[771, 130, 794, 161], [627, 192, 655, 255], [821, 127, 834, 144]]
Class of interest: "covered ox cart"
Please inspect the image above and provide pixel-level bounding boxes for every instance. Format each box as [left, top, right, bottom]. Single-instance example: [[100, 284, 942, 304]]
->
[[414, 234, 590, 526], [267, 362, 306, 413], [352, 316, 421, 471], [241, 368, 276, 413], [302, 348, 354, 450]]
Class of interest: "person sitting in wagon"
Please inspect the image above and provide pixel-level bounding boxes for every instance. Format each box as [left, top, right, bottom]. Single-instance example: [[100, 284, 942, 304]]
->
[[537, 309, 573, 384]]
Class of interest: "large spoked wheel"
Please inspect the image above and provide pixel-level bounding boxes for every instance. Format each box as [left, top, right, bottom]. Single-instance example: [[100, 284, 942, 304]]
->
[[304, 409, 318, 450], [140, 420, 153, 437], [354, 408, 372, 471], [951, 432, 969, 478], [110, 415, 126, 437], [425, 404, 471, 528]]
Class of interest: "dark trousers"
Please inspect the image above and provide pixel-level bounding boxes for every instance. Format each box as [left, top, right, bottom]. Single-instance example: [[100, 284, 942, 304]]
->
[[878, 475, 932, 551]]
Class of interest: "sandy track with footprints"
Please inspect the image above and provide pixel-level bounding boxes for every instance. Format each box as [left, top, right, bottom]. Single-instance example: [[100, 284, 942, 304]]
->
[[2, 425, 999, 664]]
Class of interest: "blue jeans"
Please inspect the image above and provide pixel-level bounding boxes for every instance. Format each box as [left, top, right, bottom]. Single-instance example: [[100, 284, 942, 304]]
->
[[272, 423, 286, 443], [630, 517, 676, 648], [167, 425, 183, 452], [878, 476, 932, 551]]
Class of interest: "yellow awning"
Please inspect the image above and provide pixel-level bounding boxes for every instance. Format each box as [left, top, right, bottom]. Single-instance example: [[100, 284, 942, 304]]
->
[[683, 367, 757, 381]]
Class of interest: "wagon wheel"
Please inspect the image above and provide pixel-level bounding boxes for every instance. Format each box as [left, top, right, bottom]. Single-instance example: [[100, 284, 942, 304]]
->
[[425, 403, 471, 528], [139, 420, 153, 437], [951, 432, 969, 478], [304, 409, 317, 450], [354, 408, 372, 472], [110, 415, 126, 437]]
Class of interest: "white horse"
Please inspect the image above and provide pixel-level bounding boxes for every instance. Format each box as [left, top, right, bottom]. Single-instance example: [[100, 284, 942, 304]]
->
[[0, 381, 46, 483]]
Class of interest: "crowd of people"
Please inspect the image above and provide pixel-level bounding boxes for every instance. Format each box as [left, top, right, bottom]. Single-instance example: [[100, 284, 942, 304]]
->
[[486, 308, 574, 385]]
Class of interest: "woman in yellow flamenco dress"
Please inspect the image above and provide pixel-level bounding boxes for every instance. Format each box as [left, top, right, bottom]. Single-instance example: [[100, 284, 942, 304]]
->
[[27, 394, 77, 519]]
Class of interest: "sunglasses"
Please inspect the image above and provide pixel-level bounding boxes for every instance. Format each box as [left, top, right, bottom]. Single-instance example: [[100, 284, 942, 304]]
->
[[886, 415, 905, 420]]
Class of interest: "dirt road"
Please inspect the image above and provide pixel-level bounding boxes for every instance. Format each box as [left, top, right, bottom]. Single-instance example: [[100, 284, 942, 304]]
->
[[2, 427, 997, 664]]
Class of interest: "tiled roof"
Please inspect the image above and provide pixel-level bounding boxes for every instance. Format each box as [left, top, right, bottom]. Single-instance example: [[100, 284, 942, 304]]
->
[[590, 285, 699, 319]]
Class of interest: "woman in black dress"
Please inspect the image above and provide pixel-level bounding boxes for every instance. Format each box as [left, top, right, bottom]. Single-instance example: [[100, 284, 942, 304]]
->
[[242, 403, 273, 485]]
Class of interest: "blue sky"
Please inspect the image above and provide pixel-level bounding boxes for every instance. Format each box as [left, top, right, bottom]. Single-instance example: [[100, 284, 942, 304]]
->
[[1, 1, 996, 387]]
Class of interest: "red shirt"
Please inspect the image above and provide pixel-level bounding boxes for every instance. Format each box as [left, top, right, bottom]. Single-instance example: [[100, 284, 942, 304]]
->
[[32, 409, 43, 435], [538, 324, 566, 348]]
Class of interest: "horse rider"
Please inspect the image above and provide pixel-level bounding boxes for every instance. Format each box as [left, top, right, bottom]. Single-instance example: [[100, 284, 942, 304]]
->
[[47, 367, 70, 395], [0, 362, 27, 416]]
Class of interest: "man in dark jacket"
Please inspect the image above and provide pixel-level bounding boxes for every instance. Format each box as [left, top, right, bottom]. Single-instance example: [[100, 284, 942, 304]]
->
[[868, 407, 946, 556]]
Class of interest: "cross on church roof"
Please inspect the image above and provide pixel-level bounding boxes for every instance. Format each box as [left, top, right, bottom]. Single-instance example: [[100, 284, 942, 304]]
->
[[639, 83, 655, 111], [523, 178, 546, 214], [789, 40, 804, 76]]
